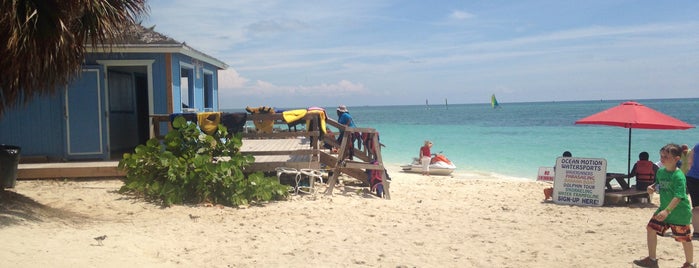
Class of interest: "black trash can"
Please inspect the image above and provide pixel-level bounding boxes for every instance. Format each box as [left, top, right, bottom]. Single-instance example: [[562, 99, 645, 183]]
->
[[0, 145, 21, 189]]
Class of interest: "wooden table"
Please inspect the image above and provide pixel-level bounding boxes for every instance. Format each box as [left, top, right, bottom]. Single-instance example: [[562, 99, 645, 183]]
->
[[604, 173, 655, 204], [604, 188, 651, 204], [605, 173, 630, 190]]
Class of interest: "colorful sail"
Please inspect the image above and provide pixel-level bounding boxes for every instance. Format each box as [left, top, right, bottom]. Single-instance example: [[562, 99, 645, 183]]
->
[[491, 94, 500, 109]]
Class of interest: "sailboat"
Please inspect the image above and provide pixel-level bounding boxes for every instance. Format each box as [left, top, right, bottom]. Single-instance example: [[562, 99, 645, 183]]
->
[[491, 94, 501, 109]]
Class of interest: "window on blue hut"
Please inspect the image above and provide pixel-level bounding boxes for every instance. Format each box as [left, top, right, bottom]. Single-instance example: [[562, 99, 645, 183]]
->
[[204, 71, 213, 111], [180, 67, 194, 111]]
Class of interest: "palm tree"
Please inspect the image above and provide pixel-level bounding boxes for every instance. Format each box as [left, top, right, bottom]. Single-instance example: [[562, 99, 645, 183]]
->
[[0, 0, 149, 116]]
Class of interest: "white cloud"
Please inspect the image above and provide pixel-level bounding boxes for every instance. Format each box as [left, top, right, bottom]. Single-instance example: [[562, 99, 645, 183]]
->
[[254, 80, 276, 90], [309, 80, 367, 95], [218, 69, 248, 89], [217, 74, 367, 103], [449, 10, 474, 20], [245, 19, 308, 35], [233, 79, 367, 96]]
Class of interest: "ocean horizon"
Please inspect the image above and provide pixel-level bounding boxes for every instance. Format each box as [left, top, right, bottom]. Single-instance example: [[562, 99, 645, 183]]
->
[[225, 98, 699, 180]]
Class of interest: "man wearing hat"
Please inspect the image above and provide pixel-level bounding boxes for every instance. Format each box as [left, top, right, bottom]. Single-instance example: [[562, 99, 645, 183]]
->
[[336, 105, 355, 127], [336, 105, 357, 158]]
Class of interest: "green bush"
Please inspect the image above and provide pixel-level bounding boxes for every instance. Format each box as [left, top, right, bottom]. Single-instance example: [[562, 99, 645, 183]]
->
[[118, 116, 288, 207]]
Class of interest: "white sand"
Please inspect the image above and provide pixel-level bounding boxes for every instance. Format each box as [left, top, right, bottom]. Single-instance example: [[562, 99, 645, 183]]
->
[[0, 165, 692, 267]]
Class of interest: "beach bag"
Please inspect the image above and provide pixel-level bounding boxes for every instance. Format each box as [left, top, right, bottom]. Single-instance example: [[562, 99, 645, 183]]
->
[[370, 169, 384, 198], [373, 182, 384, 198], [366, 161, 389, 198], [379, 171, 391, 198]]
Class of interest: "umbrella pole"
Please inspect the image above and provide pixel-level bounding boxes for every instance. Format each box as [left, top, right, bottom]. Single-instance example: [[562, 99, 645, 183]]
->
[[627, 128, 632, 186]]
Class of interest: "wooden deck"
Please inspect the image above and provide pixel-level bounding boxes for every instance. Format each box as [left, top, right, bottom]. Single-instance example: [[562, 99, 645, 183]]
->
[[15, 111, 389, 199], [240, 137, 320, 171], [16, 138, 317, 179]]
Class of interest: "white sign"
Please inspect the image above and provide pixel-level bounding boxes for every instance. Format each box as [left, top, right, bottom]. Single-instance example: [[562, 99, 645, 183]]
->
[[537, 167, 555, 182], [552, 157, 607, 207]]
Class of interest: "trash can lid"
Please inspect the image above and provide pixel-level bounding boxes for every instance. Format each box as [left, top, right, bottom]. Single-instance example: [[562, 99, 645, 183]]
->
[[0, 144, 21, 149], [0, 144, 21, 155]]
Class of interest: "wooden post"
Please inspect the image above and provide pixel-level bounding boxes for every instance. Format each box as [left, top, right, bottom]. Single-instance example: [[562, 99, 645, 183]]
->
[[372, 133, 389, 199], [165, 54, 173, 114], [324, 130, 350, 194], [311, 115, 319, 162]]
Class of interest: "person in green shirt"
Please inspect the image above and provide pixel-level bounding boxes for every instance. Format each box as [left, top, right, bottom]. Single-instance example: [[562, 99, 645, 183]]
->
[[634, 143, 694, 268]]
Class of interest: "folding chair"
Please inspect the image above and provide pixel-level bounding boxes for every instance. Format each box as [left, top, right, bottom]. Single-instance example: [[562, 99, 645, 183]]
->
[[275, 167, 300, 194], [297, 169, 325, 194]]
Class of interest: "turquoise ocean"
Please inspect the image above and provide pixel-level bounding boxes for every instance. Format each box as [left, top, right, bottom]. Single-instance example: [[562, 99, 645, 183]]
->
[[229, 98, 699, 180]]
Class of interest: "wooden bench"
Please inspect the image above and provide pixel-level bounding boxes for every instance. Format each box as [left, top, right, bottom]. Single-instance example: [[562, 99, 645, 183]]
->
[[604, 189, 650, 205]]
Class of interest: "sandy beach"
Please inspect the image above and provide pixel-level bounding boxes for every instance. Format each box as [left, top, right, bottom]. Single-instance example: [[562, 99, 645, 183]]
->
[[0, 164, 691, 268]]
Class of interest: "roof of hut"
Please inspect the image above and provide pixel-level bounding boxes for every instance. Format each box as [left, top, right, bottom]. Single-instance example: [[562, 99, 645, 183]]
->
[[87, 23, 228, 69]]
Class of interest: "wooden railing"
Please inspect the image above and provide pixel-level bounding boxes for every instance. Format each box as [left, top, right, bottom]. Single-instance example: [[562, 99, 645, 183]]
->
[[322, 118, 389, 199], [150, 113, 321, 168]]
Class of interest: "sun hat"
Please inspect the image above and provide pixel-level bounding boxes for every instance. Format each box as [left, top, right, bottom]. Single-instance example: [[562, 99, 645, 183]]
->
[[337, 105, 349, 112]]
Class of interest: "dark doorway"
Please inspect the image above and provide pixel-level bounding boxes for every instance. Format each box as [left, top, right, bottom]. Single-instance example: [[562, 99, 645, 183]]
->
[[107, 66, 149, 159], [135, 74, 149, 145]]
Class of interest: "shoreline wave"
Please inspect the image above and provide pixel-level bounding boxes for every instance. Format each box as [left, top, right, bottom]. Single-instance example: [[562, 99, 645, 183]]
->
[[384, 163, 533, 181]]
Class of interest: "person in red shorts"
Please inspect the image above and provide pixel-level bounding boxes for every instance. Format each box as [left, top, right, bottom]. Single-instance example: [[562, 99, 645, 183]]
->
[[634, 144, 694, 268]]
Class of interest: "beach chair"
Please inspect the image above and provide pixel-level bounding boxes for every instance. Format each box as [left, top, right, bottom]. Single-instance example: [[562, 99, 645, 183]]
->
[[276, 167, 323, 194], [300, 169, 324, 184], [276, 167, 300, 193], [298, 169, 324, 194]]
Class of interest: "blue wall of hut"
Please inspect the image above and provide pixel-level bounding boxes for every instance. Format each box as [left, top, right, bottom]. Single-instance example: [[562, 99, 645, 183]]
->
[[0, 52, 222, 161], [0, 92, 66, 159]]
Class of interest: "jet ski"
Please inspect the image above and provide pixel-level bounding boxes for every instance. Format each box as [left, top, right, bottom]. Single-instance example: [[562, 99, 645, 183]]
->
[[400, 153, 456, 176]]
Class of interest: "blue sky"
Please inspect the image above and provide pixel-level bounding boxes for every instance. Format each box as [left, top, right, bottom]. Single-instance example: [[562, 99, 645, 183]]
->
[[145, 0, 699, 109]]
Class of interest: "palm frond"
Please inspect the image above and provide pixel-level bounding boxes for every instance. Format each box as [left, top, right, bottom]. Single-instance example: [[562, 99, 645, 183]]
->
[[0, 0, 148, 116]]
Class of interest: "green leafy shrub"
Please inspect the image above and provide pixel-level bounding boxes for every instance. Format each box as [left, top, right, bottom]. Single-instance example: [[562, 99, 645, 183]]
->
[[118, 116, 288, 206]]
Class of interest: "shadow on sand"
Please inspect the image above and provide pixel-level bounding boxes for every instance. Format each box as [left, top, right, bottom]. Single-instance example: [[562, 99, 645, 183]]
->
[[0, 189, 82, 227]]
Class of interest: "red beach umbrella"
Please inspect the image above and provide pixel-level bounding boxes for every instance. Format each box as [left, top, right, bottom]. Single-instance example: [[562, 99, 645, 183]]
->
[[575, 101, 694, 175]]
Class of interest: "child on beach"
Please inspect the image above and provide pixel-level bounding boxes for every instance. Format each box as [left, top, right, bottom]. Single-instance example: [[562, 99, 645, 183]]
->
[[634, 144, 694, 268]]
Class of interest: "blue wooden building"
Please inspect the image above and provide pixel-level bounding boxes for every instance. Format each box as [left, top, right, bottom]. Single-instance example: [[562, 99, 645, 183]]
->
[[0, 25, 228, 161]]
